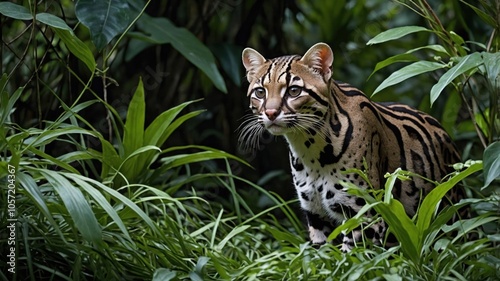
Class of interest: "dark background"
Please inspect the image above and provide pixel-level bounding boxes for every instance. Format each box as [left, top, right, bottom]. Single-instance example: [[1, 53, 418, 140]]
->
[[4, 0, 487, 200]]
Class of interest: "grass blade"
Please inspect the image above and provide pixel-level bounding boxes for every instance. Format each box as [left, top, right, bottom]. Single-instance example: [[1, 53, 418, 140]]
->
[[38, 169, 103, 247]]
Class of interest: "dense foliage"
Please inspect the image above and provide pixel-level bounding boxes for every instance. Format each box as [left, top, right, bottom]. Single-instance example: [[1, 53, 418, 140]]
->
[[0, 0, 499, 280]]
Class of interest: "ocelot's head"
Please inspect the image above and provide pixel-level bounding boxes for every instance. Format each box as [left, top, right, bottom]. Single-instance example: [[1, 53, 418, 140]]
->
[[239, 43, 334, 148]]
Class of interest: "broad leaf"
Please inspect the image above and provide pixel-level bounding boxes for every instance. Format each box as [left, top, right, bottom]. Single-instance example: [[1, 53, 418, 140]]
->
[[144, 99, 201, 147], [483, 141, 500, 188], [368, 45, 448, 80], [97, 137, 121, 180], [430, 52, 483, 105], [135, 15, 227, 93], [33, 9, 96, 72], [481, 52, 500, 83], [416, 162, 482, 243], [35, 13, 73, 32], [53, 29, 96, 72], [211, 43, 243, 86], [118, 79, 149, 184], [0, 2, 32, 20], [119, 145, 161, 183], [367, 26, 430, 45], [75, 0, 133, 51], [407, 44, 449, 55], [373, 61, 444, 95], [122, 78, 145, 157], [374, 200, 419, 261], [138, 100, 203, 175], [368, 53, 418, 80]]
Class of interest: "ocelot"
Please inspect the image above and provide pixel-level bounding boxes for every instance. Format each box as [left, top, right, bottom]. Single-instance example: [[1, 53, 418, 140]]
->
[[239, 43, 462, 251]]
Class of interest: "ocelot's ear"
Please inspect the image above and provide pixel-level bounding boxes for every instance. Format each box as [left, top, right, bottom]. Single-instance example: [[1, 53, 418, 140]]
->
[[242, 48, 266, 82], [300, 43, 334, 82]]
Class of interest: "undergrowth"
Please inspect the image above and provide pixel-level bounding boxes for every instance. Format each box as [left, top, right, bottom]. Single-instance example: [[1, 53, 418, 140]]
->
[[1, 1, 499, 280]]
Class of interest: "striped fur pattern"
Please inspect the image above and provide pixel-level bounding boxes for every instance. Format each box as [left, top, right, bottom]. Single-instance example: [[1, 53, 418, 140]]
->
[[240, 43, 461, 250]]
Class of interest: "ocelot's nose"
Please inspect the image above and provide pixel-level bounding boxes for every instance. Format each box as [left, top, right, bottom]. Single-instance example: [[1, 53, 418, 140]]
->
[[265, 109, 280, 121]]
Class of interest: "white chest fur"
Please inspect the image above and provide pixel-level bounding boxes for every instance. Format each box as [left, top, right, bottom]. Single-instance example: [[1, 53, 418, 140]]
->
[[287, 134, 365, 224]]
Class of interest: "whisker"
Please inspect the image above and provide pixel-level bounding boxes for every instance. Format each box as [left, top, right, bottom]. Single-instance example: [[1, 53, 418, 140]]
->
[[237, 115, 265, 151]]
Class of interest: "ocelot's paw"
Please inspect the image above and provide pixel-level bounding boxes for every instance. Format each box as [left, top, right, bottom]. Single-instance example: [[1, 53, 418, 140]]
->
[[308, 226, 328, 245], [340, 234, 354, 252]]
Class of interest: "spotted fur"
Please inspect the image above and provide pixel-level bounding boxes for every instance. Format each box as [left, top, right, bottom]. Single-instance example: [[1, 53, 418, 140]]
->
[[240, 43, 461, 250]]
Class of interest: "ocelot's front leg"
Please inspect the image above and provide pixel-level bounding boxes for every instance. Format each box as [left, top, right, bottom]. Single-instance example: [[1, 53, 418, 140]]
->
[[304, 211, 339, 245]]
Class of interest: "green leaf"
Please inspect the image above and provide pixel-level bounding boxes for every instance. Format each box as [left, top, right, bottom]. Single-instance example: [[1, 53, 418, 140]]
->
[[40, 169, 103, 247], [97, 137, 121, 180], [79, 176, 161, 235], [70, 174, 132, 242], [75, 0, 133, 51], [35, 13, 73, 32], [416, 162, 482, 244], [135, 15, 227, 93], [137, 100, 203, 176], [24, 127, 95, 148], [122, 78, 145, 157], [368, 53, 418, 80], [441, 89, 462, 137], [373, 61, 444, 95], [211, 43, 243, 86], [407, 44, 449, 55], [57, 100, 99, 124], [368, 45, 448, 80], [144, 99, 201, 147], [430, 53, 483, 105], [481, 52, 500, 83], [0, 73, 7, 92], [483, 141, 500, 188], [119, 145, 161, 180], [27, 146, 81, 174], [160, 145, 251, 170], [53, 29, 96, 72], [152, 268, 177, 281], [0, 2, 32, 20], [327, 216, 363, 242], [0, 86, 24, 126], [374, 200, 419, 260], [460, 0, 497, 27], [216, 225, 251, 251], [17, 172, 67, 242], [367, 26, 430, 45]]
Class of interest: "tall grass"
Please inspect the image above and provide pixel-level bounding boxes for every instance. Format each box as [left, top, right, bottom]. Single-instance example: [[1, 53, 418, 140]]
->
[[1, 78, 499, 280], [1, 1, 499, 280]]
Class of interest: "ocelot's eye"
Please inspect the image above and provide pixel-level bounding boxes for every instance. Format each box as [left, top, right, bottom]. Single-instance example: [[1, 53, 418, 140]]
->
[[253, 87, 266, 98], [288, 86, 302, 97]]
